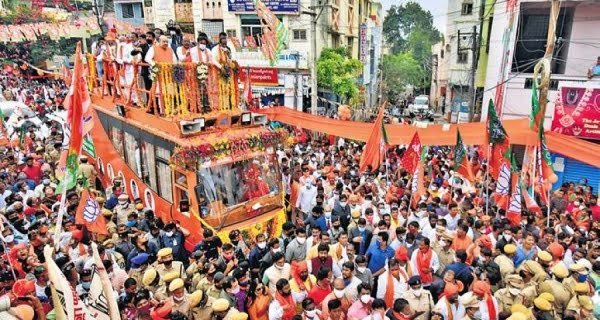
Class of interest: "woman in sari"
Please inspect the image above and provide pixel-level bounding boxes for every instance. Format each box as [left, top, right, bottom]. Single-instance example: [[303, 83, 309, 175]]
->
[[247, 282, 272, 320]]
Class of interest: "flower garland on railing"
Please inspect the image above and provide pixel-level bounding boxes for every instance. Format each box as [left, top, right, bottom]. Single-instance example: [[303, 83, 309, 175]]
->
[[86, 53, 97, 91], [171, 130, 289, 168]]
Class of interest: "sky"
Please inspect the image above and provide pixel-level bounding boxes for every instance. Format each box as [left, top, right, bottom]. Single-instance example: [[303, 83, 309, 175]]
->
[[380, 0, 448, 34]]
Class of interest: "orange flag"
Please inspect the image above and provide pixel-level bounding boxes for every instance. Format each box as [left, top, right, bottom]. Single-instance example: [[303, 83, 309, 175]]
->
[[75, 189, 108, 235], [359, 105, 387, 173]]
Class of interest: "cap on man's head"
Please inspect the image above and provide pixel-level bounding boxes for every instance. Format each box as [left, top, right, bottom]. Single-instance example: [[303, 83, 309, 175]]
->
[[407, 275, 421, 286]]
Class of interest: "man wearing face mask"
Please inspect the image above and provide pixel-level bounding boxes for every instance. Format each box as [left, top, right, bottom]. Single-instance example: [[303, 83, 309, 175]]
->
[[317, 205, 336, 233], [321, 278, 351, 319], [349, 218, 372, 256], [347, 283, 373, 320], [160, 222, 190, 263], [114, 193, 134, 225], [75, 268, 93, 302], [565, 263, 589, 294], [472, 280, 499, 320], [167, 278, 190, 315], [155, 247, 186, 285], [263, 252, 290, 293], [188, 289, 215, 320], [399, 276, 433, 320], [410, 238, 439, 289], [220, 276, 240, 308], [285, 227, 307, 263], [495, 226, 517, 252], [249, 234, 269, 276], [434, 232, 456, 277]]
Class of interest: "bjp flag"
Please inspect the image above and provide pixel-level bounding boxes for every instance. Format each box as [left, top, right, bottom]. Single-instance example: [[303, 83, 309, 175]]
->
[[75, 189, 108, 235]]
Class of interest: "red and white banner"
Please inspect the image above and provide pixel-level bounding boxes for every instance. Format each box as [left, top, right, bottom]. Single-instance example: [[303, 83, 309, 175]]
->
[[551, 85, 600, 140], [238, 67, 279, 86]]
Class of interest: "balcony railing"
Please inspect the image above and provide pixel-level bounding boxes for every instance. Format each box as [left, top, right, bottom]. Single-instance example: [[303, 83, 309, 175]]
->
[[86, 53, 242, 118]]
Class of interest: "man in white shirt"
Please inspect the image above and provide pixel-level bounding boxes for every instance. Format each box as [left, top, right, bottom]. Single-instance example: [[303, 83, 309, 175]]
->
[[296, 182, 317, 217], [376, 258, 408, 301], [116, 35, 136, 103], [176, 35, 193, 62]]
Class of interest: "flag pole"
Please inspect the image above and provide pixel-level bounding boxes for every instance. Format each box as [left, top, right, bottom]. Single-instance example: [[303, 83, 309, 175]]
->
[[485, 143, 491, 216], [546, 186, 551, 228], [53, 172, 70, 249]]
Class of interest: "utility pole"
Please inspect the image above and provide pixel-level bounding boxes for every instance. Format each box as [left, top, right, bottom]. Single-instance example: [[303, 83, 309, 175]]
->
[[468, 24, 478, 122], [305, 0, 328, 115], [535, 0, 560, 128]]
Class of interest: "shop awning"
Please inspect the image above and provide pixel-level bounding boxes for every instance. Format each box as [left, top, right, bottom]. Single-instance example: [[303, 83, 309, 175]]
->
[[257, 107, 600, 168]]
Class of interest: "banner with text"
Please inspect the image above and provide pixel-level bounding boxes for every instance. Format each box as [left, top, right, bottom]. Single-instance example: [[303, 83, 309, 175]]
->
[[551, 85, 600, 140], [239, 67, 279, 86], [228, 0, 299, 14]]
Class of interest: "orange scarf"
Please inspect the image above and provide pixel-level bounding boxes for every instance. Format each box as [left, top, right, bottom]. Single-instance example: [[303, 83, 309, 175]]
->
[[248, 293, 272, 320], [416, 248, 433, 284], [275, 291, 296, 320], [384, 269, 408, 309], [485, 295, 496, 320]]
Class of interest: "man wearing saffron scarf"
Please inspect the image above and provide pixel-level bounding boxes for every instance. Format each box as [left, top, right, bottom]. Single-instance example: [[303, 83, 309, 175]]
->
[[376, 258, 408, 307], [472, 280, 499, 320], [433, 282, 465, 320], [308, 268, 333, 307], [410, 238, 440, 288], [268, 278, 307, 320], [321, 278, 351, 319], [289, 260, 316, 313]]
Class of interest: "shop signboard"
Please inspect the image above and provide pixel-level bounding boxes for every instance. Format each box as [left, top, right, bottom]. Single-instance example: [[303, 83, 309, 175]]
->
[[239, 67, 279, 86], [551, 84, 600, 140], [227, 0, 299, 14], [359, 23, 368, 62]]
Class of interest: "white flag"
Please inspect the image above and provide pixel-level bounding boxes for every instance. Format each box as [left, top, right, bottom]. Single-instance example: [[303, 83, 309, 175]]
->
[[43, 245, 92, 320], [90, 242, 121, 319]]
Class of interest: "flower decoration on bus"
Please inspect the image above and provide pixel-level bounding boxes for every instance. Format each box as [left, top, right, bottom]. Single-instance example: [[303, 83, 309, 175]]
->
[[170, 130, 289, 168], [173, 64, 186, 84], [149, 65, 159, 82]]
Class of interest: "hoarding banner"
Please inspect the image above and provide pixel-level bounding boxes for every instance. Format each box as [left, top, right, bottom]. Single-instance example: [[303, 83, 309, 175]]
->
[[239, 67, 279, 85], [228, 0, 299, 14], [359, 23, 368, 62], [551, 86, 600, 140]]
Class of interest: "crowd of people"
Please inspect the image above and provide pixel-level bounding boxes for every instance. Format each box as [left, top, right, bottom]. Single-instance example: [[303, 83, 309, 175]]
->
[[0, 27, 599, 320]]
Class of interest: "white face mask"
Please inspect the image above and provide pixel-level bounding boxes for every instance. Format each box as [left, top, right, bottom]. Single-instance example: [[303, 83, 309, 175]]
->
[[230, 286, 240, 294], [334, 289, 345, 298], [357, 266, 366, 273], [360, 294, 371, 304], [272, 248, 281, 253], [165, 231, 174, 237], [305, 310, 317, 318], [3, 235, 13, 243], [296, 237, 306, 244], [173, 294, 185, 302], [275, 264, 284, 270], [412, 287, 422, 297], [199, 44, 206, 50], [439, 240, 447, 247], [257, 242, 266, 249], [504, 234, 512, 241], [325, 212, 332, 218], [340, 202, 347, 208]]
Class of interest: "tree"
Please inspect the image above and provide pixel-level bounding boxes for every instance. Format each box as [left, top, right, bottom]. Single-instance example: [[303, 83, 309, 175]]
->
[[382, 1, 441, 55], [317, 47, 363, 104], [381, 52, 424, 104]]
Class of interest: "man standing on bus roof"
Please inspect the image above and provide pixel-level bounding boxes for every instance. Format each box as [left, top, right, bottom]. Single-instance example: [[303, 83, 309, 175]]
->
[[145, 35, 177, 65]]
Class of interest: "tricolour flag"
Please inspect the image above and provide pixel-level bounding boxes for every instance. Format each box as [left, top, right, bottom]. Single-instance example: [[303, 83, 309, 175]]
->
[[521, 182, 541, 214], [44, 245, 92, 320], [82, 134, 96, 159], [536, 119, 556, 204], [75, 189, 108, 235], [359, 105, 386, 173], [453, 129, 474, 182], [88, 243, 120, 320], [401, 132, 421, 174]]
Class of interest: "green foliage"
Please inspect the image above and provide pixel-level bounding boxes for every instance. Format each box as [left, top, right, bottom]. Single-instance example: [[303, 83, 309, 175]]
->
[[381, 52, 423, 104], [0, 4, 46, 24], [317, 48, 363, 103]]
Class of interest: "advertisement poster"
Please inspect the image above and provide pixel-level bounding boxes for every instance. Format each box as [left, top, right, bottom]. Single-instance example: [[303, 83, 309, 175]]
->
[[359, 23, 368, 62], [239, 67, 279, 86], [227, 0, 299, 14], [551, 85, 600, 140]]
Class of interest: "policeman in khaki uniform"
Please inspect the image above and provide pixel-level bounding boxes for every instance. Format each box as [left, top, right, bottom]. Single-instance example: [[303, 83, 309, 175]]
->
[[142, 268, 160, 292], [128, 253, 150, 285], [518, 260, 547, 307], [539, 263, 572, 319], [574, 295, 594, 320], [155, 270, 180, 301], [187, 290, 216, 320], [495, 244, 517, 281], [212, 298, 239, 320], [564, 263, 587, 295], [532, 296, 555, 320], [566, 282, 590, 314], [459, 293, 480, 320], [434, 232, 456, 278], [169, 278, 191, 315], [402, 276, 434, 320], [511, 304, 534, 320], [537, 293, 557, 320], [536, 251, 553, 274], [77, 155, 97, 187], [155, 247, 186, 285], [494, 274, 525, 313]]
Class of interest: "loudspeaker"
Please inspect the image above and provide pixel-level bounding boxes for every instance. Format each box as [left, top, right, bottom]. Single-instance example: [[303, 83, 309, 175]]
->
[[116, 105, 126, 117]]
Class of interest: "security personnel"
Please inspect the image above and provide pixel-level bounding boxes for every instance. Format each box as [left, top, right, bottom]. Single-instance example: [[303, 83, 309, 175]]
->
[[155, 271, 179, 301], [402, 276, 434, 320], [114, 193, 135, 225], [142, 268, 160, 292], [494, 244, 516, 281], [434, 232, 456, 277], [566, 282, 590, 314], [169, 278, 191, 315], [538, 292, 558, 320], [493, 274, 525, 313], [575, 296, 594, 320], [128, 253, 150, 285], [532, 296, 554, 320], [536, 251, 553, 274], [187, 290, 215, 320], [155, 247, 186, 285], [212, 297, 238, 319], [564, 263, 587, 295], [518, 260, 547, 307], [102, 207, 118, 235], [511, 304, 533, 320], [539, 263, 572, 318], [77, 155, 97, 187], [459, 292, 480, 320]]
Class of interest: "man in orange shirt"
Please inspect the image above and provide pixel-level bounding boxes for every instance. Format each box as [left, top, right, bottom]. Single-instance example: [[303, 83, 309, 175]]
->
[[451, 224, 473, 252]]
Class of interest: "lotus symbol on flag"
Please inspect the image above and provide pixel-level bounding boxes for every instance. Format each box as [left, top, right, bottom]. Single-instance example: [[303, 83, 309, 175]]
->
[[495, 163, 510, 195], [411, 168, 419, 193], [508, 183, 522, 213], [83, 196, 100, 223]]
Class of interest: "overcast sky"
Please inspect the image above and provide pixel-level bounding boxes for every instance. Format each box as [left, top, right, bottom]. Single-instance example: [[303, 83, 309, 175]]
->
[[380, 0, 447, 34]]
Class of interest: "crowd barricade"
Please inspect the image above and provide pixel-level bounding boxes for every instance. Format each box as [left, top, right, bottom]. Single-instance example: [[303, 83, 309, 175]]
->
[[85, 55, 240, 117]]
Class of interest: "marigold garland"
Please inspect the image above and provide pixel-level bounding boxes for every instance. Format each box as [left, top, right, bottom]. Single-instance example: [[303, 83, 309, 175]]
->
[[171, 130, 288, 168]]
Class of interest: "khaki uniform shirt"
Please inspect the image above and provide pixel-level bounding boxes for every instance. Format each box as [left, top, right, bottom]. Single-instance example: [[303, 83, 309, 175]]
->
[[155, 261, 186, 285], [170, 295, 191, 315], [493, 288, 525, 313], [494, 255, 515, 280], [434, 247, 455, 277], [539, 279, 572, 317], [189, 296, 215, 320], [521, 282, 539, 307], [78, 163, 97, 186], [402, 289, 435, 320]]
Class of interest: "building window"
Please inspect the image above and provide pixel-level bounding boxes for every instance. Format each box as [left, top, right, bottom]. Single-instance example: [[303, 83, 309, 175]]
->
[[241, 17, 263, 47], [332, 34, 340, 48], [457, 51, 468, 64], [156, 146, 173, 202], [121, 3, 134, 18], [461, 2, 473, 15], [201, 20, 224, 40], [226, 29, 236, 38], [512, 4, 573, 74], [348, 37, 354, 54], [293, 29, 307, 41], [440, 49, 445, 59], [124, 132, 139, 176], [109, 127, 125, 156]]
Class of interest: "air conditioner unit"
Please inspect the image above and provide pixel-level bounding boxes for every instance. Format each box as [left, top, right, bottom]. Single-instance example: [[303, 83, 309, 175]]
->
[[180, 118, 205, 135]]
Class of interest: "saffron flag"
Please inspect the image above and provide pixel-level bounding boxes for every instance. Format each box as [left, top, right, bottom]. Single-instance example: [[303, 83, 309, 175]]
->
[[254, 0, 288, 65], [506, 152, 522, 226], [411, 146, 428, 209], [75, 189, 108, 235], [530, 78, 541, 129], [453, 130, 474, 182], [242, 69, 255, 110], [88, 243, 121, 320], [82, 134, 96, 159], [536, 120, 557, 204], [359, 106, 386, 173], [493, 147, 512, 210], [58, 42, 90, 192], [521, 182, 541, 214], [400, 132, 421, 173], [44, 245, 92, 320], [486, 99, 509, 181]]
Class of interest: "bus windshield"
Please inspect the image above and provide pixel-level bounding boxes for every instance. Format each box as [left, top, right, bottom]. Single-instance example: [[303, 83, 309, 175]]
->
[[195, 154, 279, 216]]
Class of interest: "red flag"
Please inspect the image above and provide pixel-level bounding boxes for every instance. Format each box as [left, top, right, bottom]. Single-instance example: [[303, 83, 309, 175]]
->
[[242, 69, 255, 111], [522, 184, 541, 214], [62, 64, 72, 87], [489, 138, 510, 181], [400, 132, 421, 173], [506, 170, 522, 226], [453, 130, 475, 183], [411, 146, 428, 209], [359, 106, 386, 173], [493, 148, 512, 210], [75, 189, 108, 235]]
